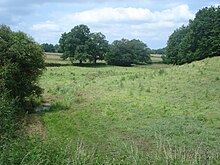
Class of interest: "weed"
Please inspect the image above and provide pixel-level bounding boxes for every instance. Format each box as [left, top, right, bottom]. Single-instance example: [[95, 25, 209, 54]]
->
[[158, 69, 166, 75]]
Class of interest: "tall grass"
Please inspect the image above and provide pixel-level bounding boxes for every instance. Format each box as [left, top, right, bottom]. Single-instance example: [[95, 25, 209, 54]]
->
[[1, 137, 219, 164], [2, 57, 220, 164]]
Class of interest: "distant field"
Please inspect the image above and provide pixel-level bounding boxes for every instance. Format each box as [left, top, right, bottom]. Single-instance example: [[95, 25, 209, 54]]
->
[[151, 54, 163, 63], [34, 56, 220, 163], [45, 52, 63, 56], [45, 52, 71, 65], [45, 53, 164, 64]]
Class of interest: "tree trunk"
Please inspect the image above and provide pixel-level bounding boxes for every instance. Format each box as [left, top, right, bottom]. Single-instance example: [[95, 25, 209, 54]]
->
[[93, 58, 97, 64]]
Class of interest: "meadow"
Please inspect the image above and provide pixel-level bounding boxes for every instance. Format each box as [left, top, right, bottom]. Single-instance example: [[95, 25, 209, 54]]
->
[[26, 54, 220, 164]]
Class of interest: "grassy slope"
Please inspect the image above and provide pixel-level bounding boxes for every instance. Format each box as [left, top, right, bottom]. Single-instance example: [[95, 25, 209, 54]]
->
[[40, 57, 220, 163]]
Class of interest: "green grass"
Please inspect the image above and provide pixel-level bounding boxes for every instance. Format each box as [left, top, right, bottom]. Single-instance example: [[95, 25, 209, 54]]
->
[[36, 57, 220, 163]]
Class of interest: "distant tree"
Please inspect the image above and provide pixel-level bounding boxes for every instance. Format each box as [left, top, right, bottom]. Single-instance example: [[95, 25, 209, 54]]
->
[[105, 39, 151, 66], [54, 44, 63, 53], [129, 39, 151, 64], [0, 25, 45, 106], [59, 25, 110, 64], [59, 32, 69, 59], [105, 39, 134, 66], [41, 43, 55, 52], [59, 24, 90, 64], [165, 6, 220, 64], [164, 26, 189, 64], [86, 32, 109, 64], [151, 48, 166, 54]]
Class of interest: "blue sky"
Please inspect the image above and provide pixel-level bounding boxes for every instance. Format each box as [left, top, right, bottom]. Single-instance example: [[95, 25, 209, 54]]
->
[[0, 0, 219, 48]]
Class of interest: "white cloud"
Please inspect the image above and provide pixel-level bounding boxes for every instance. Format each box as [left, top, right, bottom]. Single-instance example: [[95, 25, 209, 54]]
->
[[66, 7, 153, 23], [65, 5, 194, 24], [21, 4, 195, 48], [31, 21, 61, 31]]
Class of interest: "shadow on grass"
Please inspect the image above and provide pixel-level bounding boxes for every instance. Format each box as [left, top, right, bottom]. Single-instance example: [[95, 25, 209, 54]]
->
[[48, 102, 70, 112], [72, 62, 107, 68], [46, 62, 108, 68], [46, 61, 166, 68], [31, 102, 70, 114], [46, 63, 72, 67]]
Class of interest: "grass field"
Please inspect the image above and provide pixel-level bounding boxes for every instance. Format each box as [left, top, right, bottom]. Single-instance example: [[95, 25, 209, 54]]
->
[[45, 52, 71, 65], [27, 56, 220, 164], [150, 54, 163, 63]]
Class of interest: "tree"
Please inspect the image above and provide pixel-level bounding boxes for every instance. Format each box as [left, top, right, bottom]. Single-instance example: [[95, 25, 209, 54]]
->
[[59, 24, 90, 64], [189, 6, 220, 59], [86, 32, 109, 64], [165, 6, 220, 65], [105, 39, 151, 66], [41, 43, 55, 52], [59, 32, 69, 60], [54, 44, 63, 53], [59, 25, 109, 64], [129, 39, 151, 64], [151, 48, 166, 54], [0, 25, 45, 106], [165, 26, 189, 64]]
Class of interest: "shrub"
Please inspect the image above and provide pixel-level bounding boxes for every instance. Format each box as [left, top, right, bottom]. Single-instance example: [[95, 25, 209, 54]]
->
[[0, 25, 45, 106], [0, 90, 19, 150]]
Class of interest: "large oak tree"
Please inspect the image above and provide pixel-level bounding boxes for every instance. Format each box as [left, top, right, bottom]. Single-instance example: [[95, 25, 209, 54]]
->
[[59, 25, 109, 64]]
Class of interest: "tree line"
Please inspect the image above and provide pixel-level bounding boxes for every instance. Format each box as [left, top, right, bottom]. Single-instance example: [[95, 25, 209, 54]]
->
[[41, 43, 63, 53], [164, 6, 220, 64], [59, 24, 152, 66]]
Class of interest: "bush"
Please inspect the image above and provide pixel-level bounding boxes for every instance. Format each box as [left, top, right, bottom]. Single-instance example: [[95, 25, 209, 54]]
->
[[0, 25, 45, 106], [0, 25, 45, 159], [0, 90, 19, 150]]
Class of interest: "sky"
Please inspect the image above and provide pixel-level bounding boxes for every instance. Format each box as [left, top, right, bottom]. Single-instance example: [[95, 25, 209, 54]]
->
[[0, 0, 219, 49]]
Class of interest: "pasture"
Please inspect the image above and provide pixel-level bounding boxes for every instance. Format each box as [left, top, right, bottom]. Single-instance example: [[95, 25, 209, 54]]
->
[[150, 54, 163, 63], [29, 55, 220, 164]]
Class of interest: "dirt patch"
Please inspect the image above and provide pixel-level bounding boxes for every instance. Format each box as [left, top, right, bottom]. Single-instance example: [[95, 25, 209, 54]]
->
[[25, 113, 48, 139], [42, 93, 63, 103]]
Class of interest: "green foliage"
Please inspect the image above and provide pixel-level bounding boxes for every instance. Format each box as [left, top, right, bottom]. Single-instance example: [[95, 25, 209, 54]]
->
[[150, 47, 166, 54], [0, 25, 45, 105], [86, 32, 109, 64], [59, 24, 109, 64], [59, 24, 152, 66], [41, 43, 55, 52], [105, 39, 151, 66], [54, 44, 63, 53], [164, 6, 220, 64], [41, 43, 62, 53], [0, 91, 19, 147]]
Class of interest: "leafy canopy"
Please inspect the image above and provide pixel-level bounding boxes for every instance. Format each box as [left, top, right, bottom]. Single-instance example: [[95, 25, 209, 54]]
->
[[105, 39, 151, 66], [59, 24, 109, 64], [164, 6, 220, 64]]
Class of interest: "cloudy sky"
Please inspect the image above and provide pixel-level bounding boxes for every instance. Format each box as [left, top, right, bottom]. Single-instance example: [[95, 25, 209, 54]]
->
[[0, 0, 219, 48]]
